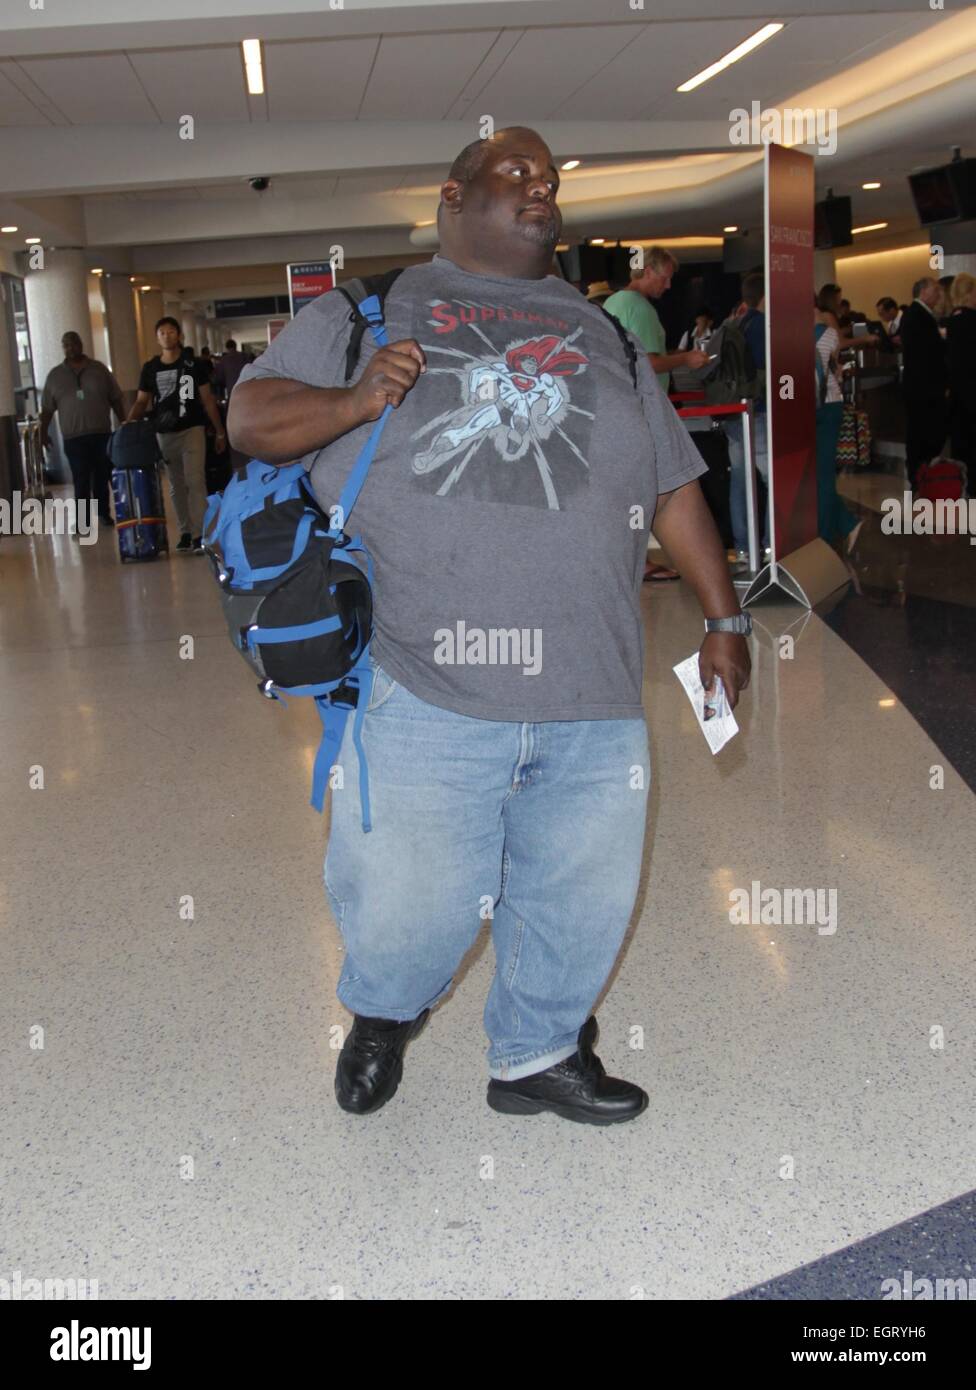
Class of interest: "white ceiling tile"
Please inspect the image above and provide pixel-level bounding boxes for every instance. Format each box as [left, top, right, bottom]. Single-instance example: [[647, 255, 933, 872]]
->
[[360, 32, 502, 120], [128, 47, 250, 123], [15, 54, 159, 124], [0, 63, 53, 126], [649, 13, 938, 121], [550, 20, 753, 121], [465, 25, 642, 121], [264, 38, 377, 120]]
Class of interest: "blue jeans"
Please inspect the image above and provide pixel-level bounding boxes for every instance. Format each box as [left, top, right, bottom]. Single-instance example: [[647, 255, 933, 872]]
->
[[726, 412, 768, 553], [324, 663, 651, 1080]]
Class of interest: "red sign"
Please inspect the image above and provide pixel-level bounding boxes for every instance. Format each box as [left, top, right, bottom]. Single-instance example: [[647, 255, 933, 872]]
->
[[764, 143, 817, 560], [287, 261, 336, 317]]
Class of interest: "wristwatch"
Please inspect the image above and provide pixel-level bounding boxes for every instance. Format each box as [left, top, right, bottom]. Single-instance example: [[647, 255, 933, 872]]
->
[[704, 613, 752, 635]]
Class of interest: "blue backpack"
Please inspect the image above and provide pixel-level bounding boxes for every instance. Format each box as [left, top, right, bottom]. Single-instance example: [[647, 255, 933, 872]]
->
[[201, 270, 403, 831]]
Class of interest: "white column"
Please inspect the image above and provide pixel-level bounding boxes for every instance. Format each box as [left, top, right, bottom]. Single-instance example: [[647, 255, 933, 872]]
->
[[87, 274, 111, 368], [813, 250, 836, 291], [103, 275, 142, 392], [180, 308, 198, 351], [0, 280, 17, 504], [23, 247, 93, 390], [24, 247, 93, 481], [0, 280, 15, 418]]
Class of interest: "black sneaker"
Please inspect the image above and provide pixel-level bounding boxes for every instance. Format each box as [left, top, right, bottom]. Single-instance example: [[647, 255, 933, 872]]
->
[[335, 1010, 430, 1115], [487, 1016, 649, 1125], [175, 532, 192, 552]]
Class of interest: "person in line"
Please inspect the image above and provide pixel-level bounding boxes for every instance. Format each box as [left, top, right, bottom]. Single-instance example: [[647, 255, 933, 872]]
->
[[937, 276, 955, 325], [125, 317, 226, 552], [946, 272, 976, 490], [213, 338, 249, 403], [228, 126, 751, 1127], [678, 307, 715, 353], [197, 345, 216, 383], [875, 297, 903, 351], [814, 308, 862, 552], [39, 331, 126, 528], [899, 277, 949, 489], [604, 248, 711, 581], [816, 284, 879, 353], [723, 273, 769, 570], [584, 280, 612, 308]]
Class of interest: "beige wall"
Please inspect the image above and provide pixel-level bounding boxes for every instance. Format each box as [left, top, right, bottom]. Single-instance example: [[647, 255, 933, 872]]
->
[[834, 242, 931, 314]]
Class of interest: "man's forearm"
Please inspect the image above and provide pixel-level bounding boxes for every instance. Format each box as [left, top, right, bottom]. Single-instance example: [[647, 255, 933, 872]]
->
[[202, 395, 224, 437], [227, 378, 364, 464], [649, 350, 693, 374], [652, 480, 741, 618]]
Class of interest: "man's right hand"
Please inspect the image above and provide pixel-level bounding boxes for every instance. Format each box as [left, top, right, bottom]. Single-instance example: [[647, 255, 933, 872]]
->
[[350, 339, 426, 422], [683, 349, 711, 370]]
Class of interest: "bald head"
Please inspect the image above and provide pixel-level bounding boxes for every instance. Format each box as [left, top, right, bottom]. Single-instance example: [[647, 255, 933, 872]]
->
[[437, 126, 563, 280]]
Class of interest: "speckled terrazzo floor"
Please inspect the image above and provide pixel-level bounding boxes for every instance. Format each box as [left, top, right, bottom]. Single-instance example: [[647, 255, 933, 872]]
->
[[1, 494, 974, 1300], [731, 1189, 976, 1299]]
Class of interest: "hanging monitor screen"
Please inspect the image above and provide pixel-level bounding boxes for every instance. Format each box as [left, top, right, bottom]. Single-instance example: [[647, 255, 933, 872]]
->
[[908, 165, 961, 226], [813, 196, 852, 249]]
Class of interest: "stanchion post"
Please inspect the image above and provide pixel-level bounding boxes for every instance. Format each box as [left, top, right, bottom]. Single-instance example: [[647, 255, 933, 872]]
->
[[741, 399, 760, 574]]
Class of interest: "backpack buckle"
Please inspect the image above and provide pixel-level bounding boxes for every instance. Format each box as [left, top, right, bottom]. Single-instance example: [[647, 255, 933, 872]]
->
[[329, 679, 359, 709]]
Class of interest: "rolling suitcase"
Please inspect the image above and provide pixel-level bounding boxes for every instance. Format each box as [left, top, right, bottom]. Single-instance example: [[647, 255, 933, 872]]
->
[[108, 423, 169, 562]]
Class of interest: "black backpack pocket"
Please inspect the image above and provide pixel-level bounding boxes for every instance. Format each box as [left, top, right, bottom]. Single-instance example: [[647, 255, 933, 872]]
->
[[246, 542, 372, 692]]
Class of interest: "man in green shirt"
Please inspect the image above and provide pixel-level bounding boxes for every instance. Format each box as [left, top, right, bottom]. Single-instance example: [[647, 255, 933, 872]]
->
[[603, 246, 710, 391], [604, 247, 710, 579]]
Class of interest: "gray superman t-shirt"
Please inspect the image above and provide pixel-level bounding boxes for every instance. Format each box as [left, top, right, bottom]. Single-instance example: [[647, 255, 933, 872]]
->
[[236, 255, 706, 721]]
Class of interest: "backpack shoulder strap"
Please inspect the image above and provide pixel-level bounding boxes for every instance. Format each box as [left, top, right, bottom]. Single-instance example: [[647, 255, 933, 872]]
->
[[336, 268, 405, 383], [596, 304, 638, 389], [330, 269, 405, 530]]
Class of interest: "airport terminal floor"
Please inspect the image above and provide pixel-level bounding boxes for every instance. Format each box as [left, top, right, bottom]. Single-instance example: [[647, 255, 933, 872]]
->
[[2, 473, 973, 1301]]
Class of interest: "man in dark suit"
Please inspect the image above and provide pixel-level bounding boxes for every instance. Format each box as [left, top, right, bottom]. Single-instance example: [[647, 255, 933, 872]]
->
[[900, 277, 948, 488], [875, 297, 903, 351]]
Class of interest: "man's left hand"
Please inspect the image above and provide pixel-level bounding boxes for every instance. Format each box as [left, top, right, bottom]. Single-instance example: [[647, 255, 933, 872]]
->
[[699, 632, 751, 710], [215, 433, 227, 454]]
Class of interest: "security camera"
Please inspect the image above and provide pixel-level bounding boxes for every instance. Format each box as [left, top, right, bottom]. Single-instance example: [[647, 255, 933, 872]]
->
[[249, 176, 270, 192]]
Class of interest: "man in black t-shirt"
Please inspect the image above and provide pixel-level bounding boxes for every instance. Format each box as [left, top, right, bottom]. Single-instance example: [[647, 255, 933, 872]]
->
[[125, 317, 226, 551]]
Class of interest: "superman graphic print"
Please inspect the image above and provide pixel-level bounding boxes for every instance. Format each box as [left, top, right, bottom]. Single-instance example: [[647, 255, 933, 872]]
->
[[411, 296, 594, 509]]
